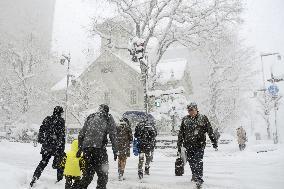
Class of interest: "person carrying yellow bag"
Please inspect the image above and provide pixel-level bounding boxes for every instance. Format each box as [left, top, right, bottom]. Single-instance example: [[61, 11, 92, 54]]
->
[[60, 139, 85, 189]]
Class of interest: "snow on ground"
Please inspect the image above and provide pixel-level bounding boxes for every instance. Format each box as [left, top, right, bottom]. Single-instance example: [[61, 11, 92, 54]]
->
[[0, 140, 283, 189]]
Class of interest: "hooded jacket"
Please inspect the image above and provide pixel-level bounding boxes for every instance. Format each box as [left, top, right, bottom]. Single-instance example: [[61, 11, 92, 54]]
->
[[38, 111, 65, 155], [237, 127, 247, 145], [63, 140, 82, 177], [117, 121, 133, 157]]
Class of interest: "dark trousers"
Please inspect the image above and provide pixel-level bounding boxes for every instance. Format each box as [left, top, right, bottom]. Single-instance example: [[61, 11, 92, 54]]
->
[[32, 150, 64, 181], [77, 147, 109, 189], [239, 144, 246, 151], [186, 148, 204, 183], [138, 151, 152, 172], [65, 176, 80, 189]]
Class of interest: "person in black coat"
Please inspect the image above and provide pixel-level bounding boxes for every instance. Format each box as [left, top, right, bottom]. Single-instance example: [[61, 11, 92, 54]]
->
[[177, 102, 217, 188], [30, 106, 66, 187], [134, 119, 157, 179]]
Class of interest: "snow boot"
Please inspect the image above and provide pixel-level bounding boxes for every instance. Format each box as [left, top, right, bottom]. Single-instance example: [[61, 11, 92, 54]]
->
[[196, 181, 203, 189], [138, 170, 143, 179], [30, 176, 37, 188], [118, 169, 124, 181], [118, 173, 123, 181], [145, 166, 150, 175], [191, 175, 197, 182]]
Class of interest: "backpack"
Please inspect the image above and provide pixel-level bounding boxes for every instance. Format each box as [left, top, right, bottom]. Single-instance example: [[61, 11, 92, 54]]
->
[[133, 138, 140, 156], [142, 126, 156, 144], [38, 116, 57, 147]]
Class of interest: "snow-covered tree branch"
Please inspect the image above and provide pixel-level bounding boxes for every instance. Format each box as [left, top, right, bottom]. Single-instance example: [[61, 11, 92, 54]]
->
[[95, 0, 243, 81], [200, 30, 256, 131], [0, 35, 50, 123]]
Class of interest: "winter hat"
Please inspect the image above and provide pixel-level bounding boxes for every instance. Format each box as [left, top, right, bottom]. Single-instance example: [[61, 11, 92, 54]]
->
[[120, 117, 130, 126], [98, 104, 109, 115], [187, 102, 198, 110], [119, 119, 127, 125], [53, 106, 64, 115]]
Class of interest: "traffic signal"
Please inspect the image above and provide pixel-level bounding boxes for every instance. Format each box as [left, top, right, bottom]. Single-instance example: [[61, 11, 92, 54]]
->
[[134, 40, 144, 60], [129, 37, 145, 62]]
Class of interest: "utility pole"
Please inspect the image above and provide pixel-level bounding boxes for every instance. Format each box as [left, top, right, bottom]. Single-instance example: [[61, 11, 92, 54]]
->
[[260, 53, 281, 139], [60, 53, 71, 142], [129, 37, 149, 114], [261, 52, 282, 142], [260, 55, 271, 139], [267, 76, 282, 144]]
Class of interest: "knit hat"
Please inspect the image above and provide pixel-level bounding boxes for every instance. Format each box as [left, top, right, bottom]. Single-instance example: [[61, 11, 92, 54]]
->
[[187, 102, 197, 110]]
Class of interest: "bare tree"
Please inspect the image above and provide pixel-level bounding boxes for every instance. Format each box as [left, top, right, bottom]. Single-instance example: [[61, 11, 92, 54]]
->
[[0, 34, 48, 123], [255, 89, 275, 139], [67, 80, 103, 126], [200, 31, 256, 131], [93, 0, 243, 79]]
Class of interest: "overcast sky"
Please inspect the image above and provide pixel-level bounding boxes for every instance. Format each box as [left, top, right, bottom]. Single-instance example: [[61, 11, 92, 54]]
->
[[239, 0, 284, 89]]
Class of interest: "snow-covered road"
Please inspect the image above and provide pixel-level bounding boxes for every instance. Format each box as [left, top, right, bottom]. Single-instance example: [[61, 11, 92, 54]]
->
[[0, 140, 283, 189]]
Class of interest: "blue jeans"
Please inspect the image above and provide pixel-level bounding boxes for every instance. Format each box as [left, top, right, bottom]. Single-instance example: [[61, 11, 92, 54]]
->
[[186, 148, 204, 183]]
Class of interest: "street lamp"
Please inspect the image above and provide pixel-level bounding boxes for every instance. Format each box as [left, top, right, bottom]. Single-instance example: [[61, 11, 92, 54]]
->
[[260, 52, 281, 88], [60, 53, 71, 141], [260, 52, 282, 142]]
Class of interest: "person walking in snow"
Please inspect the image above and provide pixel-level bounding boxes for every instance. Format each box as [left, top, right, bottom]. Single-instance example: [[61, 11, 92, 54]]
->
[[61, 139, 85, 189], [237, 126, 247, 151], [134, 117, 157, 179], [30, 106, 66, 187], [177, 102, 218, 189], [32, 130, 38, 147], [116, 117, 133, 181], [77, 104, 117, 189]]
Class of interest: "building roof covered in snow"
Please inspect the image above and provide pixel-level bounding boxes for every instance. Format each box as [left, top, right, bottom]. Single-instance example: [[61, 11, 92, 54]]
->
[[156, 58, 187, 84], [51, 49, 141, 91]]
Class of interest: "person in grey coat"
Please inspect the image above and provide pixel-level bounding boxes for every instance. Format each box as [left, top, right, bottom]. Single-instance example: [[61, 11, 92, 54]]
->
[[237, 126, 247, 151], [77, 104, 118, 189]]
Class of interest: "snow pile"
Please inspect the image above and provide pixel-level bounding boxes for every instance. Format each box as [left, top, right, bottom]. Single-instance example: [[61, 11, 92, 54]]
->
[[0, 140, 284, 189]]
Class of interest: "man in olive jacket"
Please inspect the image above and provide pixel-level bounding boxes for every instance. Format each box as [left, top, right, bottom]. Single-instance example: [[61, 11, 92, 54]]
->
[[177, 102, 218, 188], [77, 104, 117, 189]]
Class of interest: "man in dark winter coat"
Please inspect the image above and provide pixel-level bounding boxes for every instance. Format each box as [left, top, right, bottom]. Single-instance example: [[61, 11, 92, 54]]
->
[[30, 106, 66, 187], [134, 118, 157, 179], [177, 102, 217, 188], [77, 104, 117, 189]]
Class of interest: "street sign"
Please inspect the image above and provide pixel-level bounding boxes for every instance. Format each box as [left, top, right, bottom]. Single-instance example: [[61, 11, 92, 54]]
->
[[155, 99, 161, 107], [268, 85, 279, 96]]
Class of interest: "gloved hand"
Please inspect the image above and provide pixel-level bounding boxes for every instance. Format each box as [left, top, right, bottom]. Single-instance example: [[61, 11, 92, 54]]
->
[[177, 146, 181, 153], [176, 147, 181, 156], [213, 143, 218, 151], [114, 152, 118, 161], [76, 149, 82, 158]]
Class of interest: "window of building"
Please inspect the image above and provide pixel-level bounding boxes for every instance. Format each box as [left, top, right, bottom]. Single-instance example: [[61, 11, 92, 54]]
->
[[101, 64, 113, 73], [130, 90, 137, 105]]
